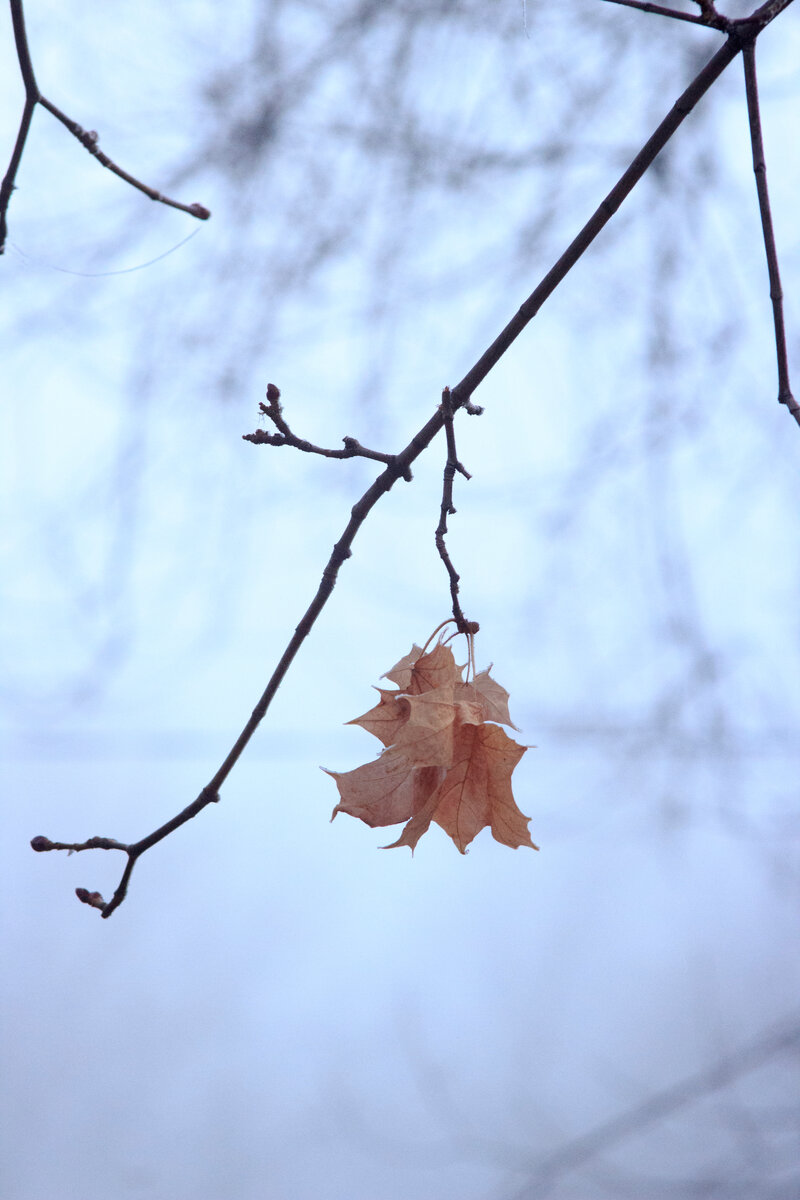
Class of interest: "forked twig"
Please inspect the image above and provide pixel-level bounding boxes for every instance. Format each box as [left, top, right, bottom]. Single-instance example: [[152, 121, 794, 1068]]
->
[[0, 0, 209, 255], [741, 39, 798, 422], [243, 383, 411, 474], [33, 792, 221, 916], [30, 0, 797, 915]]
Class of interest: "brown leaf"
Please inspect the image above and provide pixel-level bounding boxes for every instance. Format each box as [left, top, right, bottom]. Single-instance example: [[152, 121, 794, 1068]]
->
[[326, 751, 445, 828], [347, 688, 409, 748], [382, 644, 424, 690], [433, 722, 536, 852], [392, 684, 457, 766], [455, 669, 519, 729], [384, 642, 463, 695], [454, 699, 483, 729], [382, 784, 442, 852], [327, 635, 537, 855], [349, 683, 460, 764], [386, 720, 535, 853]]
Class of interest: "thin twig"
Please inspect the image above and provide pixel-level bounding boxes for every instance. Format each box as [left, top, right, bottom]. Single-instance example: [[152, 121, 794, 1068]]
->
[[243, 383, 407, 472], [0, 0, 209, 254], [0, 0, 39, 253], [33, 0, 796, 915], [31, 792, 222, 916], [434, 386, 478, 636], [741, 39, 798, 422], [599, 0, 712, 27], [37, 97, 211, 222], [31, 835, 128, 853]]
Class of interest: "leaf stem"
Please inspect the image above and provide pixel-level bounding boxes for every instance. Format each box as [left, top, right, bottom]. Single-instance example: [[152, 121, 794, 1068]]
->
[[421, 619, 457, 657]]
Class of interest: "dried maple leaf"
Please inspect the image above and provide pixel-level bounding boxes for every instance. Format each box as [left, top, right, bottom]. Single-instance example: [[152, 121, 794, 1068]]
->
[[349, 682, 467, 761], [327, 635, 537, 854], [381, 644, 424, 691], [347, 688, 408, 748], [401, 723, 533, 852], [383, 642, 463, 694], [391, 685, 459, 766], [326, 750, 445, 828], [455, 669, 519, 730]]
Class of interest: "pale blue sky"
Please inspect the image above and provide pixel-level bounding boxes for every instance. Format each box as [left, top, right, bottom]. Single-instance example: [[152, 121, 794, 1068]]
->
[[2, 3, 799, 1197]]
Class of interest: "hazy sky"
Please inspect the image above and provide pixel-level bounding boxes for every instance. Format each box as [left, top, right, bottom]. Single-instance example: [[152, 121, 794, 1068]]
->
[[2, 3, 799, 1197]]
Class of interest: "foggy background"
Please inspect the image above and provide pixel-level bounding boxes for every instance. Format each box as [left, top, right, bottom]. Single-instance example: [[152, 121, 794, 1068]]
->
[[2, 1, 799, 1197]]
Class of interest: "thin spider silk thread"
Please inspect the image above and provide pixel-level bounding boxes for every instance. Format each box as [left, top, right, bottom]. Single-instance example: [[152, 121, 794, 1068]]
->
[[8, 226, 201, 277]]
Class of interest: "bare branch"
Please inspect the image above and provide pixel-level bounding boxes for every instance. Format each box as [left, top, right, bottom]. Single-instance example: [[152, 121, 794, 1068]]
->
[[31, 834, 128, 854], [741, 40, 798, 421], [599, 0, 712, 27], [37, 97, 211, 222], [32, 0, 798, 914], [434, 386, 478, 637], [31, 787, 222, 918], [0, 0, 209, 254], [691, 0, 732, 30], [243, 383, 408, 474], [0, 0, 39, 254]]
